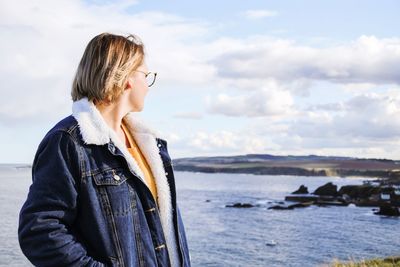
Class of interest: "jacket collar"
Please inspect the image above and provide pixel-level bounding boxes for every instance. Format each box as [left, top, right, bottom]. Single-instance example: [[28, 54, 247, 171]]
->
[[71, 97, 180, 267]]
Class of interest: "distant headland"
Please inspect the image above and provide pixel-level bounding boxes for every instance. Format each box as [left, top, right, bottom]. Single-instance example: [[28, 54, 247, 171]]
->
[[173, 154, 400, 182]]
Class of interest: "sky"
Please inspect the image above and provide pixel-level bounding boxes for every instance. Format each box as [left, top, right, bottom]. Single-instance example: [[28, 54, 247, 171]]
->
[[1, 0, 400, 164]]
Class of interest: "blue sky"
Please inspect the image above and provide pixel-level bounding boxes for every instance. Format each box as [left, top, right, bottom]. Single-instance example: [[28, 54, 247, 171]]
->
[[1, 0, 400, 163], [126, 0, 399, 40]]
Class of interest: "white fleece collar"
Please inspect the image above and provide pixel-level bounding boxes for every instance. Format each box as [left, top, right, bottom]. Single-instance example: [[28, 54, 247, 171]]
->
[[71, 96, 163, 145], [71, 97, 180, 267]]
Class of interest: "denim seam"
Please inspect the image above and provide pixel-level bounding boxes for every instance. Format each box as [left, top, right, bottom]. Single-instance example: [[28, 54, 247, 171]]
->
[[131, 192, 145, 267], [128, 185, 146, 266], [99, 186, 126, 267], [60, 127, 79, 144], [177, 215, 185, 267], [78, 145, 85, 183], [172, 160, 186, 267], [60, 129, 84, 189], [65, 124, 79, 137]]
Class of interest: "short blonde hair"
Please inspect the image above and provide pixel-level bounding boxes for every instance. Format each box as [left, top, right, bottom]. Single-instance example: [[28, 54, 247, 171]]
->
[[71, 32, 145, 104]]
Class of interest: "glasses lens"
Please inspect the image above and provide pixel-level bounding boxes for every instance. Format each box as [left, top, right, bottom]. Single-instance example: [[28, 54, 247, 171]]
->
[[147, 72, 157, 87]]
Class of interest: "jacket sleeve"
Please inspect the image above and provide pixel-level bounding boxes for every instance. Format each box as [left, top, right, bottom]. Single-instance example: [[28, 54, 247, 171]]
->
[[18, 131, 106, 267]]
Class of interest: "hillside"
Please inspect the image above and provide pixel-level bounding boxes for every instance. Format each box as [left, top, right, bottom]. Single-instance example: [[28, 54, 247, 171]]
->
[[173, 154, 400, 180]]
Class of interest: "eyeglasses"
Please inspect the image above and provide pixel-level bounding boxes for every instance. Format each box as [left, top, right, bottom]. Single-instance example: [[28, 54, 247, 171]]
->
[[133, 70, 157, 87]]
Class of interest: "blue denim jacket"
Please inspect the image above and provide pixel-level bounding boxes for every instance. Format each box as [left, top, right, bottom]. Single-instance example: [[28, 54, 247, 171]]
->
[[18, 97, 191, 267]]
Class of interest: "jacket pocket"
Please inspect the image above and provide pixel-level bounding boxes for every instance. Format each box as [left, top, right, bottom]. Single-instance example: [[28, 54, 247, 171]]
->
[[92, 168, 133, 217]]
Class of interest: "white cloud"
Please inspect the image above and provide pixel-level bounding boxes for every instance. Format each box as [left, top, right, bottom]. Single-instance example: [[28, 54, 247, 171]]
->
[[243, 9, 278, 19], [210, 35, 400, 86], [82, 0, 139, 11], [213, 88, 400, 160], [184, 130, 277, 155], [340, 82, 377, 93], [263, 89, 400, 159], [173, 112, 203, 120], [205, 85, 294, 118]]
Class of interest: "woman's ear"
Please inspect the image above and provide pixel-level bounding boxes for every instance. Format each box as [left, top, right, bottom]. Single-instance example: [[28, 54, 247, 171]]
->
[[125, 78, 133, 90]]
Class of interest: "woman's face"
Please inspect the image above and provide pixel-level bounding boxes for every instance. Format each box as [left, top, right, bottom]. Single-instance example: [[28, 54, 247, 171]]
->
[[126, 62, 150, 112]]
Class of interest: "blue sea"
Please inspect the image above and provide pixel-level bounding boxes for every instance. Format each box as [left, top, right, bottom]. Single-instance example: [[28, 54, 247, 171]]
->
[[1, 165, 399, 266]]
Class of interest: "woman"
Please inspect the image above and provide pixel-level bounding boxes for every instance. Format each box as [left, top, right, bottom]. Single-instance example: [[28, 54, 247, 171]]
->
[[18, 33, 191, 267]]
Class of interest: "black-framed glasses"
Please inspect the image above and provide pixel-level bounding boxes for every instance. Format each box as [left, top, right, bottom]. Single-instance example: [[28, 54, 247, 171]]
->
[[134, 70, 157, 87]]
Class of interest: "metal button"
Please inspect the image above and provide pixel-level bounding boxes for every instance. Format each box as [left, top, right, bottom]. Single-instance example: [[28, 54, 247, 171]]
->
[[145, 207, 156, 212], [155, 244, 165, 250], [113, 174, 121, 181], [165, 172, 168, 176], [157, 143, 162, 147]]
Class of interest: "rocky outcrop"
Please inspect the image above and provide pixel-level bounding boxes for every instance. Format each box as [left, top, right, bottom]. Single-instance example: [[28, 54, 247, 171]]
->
[[226, 203, 254, 208], [285, 195, 318, 202], [268, 202, 313, 210], [314, 199, 349, 206], [268, 205, 294, 210], [313, 182, 338, 196], [283, 181, 400, 216], [338, 185, 380, 199], [291, 185, 309, 194], [374, 205, 400, 216]]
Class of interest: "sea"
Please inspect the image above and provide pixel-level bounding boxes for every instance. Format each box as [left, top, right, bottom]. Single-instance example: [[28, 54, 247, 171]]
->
[[1, 164, 399, 267]]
